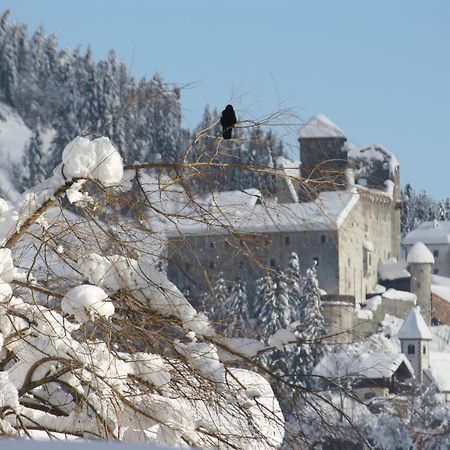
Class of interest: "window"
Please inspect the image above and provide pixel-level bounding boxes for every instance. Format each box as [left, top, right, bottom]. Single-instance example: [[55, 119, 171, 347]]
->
[[284, 236, 290, 245], [434, 249, 439, 258], [185, 263, 190, 271], [209, 241, 215, 248], [407, 344, 415, 355], [369, 254, 372, 266], [321, 235, 326, 244], [434, 268, 439, 275], [239, 260, 244, 269], [270, 258, 276, 268], [423, 346, 426, 355], [209, 261, 215, 269]]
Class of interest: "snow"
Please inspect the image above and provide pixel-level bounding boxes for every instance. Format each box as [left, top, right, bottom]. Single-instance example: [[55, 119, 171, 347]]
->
[[363, 239, 374, 252], [381, 289, 416, 303], [431, 284, 450, 304], [168, 189, 359, 237], [431, 274, 450, 287], [268, 328, 297, 350], [3, 441, 171, 450], [428, 352, 450, 393], [61, 284, 114, 323], [313, 351, 414, 380], [403, 220, 450, 245], [348, 143, 399, 176], [77, 253, 198, 325], [61, 137, 123, 186], [406, 241, 435, 264], [378, 259, 410, 281], [298, 113, 346, 139], [364, 295, 382, 311], [0, 102, 32, 164], [215, 337, 267, 362], [398, 307, 432, 340]]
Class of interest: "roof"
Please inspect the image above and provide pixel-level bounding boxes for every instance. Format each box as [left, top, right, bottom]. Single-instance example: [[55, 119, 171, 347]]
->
[[298, 114, 347, 139], [427, 352, 450, 392], [313, 351, 414, 380], [348, 143, 399, 177], [378, 259, 410, 281], [403, 220, 450, 246], [431, 284, 450, 304], [167, 189, 360, 237], [398, 307, 432, 340], [406, 241, 435, 264]]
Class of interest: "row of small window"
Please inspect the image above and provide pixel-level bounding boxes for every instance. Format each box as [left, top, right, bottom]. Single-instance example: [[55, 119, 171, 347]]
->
[[186, 256, 320, 271], [207, 235, 327, 248], [407, 343, 426, 355]]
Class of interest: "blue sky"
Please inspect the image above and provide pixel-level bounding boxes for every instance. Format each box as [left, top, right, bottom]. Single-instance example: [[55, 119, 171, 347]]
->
[[1, 0, 450, 198]]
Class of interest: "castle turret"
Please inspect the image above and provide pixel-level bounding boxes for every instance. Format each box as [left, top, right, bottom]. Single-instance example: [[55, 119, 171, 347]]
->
[[407, 241, 434, 325], [298, 114, 348, 198], [398, 306, 432, 383]]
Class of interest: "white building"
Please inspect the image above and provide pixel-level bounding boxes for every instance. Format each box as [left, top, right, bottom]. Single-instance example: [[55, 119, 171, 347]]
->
[[402, 220, 450, 276]]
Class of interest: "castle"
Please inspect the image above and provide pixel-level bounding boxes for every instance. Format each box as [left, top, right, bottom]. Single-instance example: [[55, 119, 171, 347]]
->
[[166, 114, 432, 340]]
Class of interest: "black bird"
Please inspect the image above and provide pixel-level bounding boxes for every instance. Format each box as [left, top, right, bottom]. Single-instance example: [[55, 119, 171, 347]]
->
[[220, 104, 237, 140]]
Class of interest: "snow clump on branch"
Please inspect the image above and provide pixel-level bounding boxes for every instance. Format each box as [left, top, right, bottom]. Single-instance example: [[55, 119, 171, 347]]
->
[[61, 136, 123, 186]]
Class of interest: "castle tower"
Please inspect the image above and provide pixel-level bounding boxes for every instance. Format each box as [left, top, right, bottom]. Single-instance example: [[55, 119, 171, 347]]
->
[[407, 241, 434, 325], [298, 114, 348, 199], [398, 306, 432, 383]]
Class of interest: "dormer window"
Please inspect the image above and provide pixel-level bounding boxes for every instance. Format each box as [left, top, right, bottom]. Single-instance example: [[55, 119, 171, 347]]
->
[[407, 344, 415, 355]]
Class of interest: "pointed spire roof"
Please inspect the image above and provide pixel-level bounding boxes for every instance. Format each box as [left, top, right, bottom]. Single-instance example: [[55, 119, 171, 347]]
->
[[398, 306, 432, 340], [407, 241, 434, 264], [299, 114, 347, 139]]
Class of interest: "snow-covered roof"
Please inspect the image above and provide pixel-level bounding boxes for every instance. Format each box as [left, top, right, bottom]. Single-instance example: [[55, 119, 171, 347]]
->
[[431, 274, 450, 287], [398, 307, 432, 340], [427, 352, 450, 392], [403, 220, 450, 246], [298, 114, 347, 139], [348, 143, 399, 177], [431, 284, 450, 304], [313, 351, 414, 380], [378, 259, 410, 281], [382, 289, 416, 303], [406, 241, 435, 264], [167, 189, 359, 237]]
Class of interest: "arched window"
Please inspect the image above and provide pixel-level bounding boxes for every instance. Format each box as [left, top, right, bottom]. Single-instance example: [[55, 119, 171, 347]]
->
[[407, 344, 415, 355]]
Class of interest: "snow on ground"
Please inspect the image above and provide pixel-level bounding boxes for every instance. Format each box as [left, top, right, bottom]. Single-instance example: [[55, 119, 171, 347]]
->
[[0, 102, 31, 164]]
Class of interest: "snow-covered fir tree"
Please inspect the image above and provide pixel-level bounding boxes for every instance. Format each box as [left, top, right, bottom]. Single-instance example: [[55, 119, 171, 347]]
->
[[22, 127, 46, 188], [224, 277, 250, 337]]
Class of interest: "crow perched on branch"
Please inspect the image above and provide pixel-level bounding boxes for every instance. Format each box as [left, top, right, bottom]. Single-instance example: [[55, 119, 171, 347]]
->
[[220, 104, 237, 140]]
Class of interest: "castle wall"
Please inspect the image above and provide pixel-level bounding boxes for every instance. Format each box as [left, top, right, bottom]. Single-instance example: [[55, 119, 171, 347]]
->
[[338, 191, 397, 303], [168, 229, 339, 306]]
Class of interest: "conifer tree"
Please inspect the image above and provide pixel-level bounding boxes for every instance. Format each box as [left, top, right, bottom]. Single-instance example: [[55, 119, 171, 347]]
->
[[225, 277, 250, 337], [23, 127, 46, 188]]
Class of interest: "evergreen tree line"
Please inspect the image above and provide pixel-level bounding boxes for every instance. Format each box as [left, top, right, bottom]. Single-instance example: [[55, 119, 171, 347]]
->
[[0, 10, 285, 193], [200, 252, 326, 389], [401, 182, 450, 236]]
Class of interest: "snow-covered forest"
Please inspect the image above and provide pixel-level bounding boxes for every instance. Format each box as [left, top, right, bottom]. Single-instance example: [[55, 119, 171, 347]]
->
[[1, 8, 450, 450]]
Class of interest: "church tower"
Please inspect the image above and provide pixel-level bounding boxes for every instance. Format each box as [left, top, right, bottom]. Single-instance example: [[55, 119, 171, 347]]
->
[[398, 306, 432, 384], [407, 241, 434, 325], [298, 114, 348, 199]]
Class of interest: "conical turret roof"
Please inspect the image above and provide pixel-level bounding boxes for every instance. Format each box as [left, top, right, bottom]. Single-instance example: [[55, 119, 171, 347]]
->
[[407, 241, 434, 264]]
